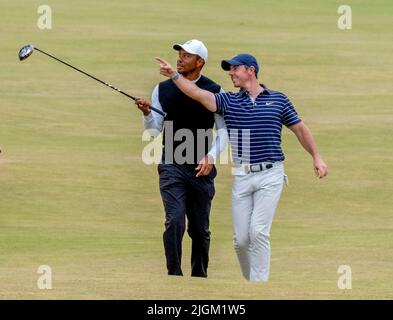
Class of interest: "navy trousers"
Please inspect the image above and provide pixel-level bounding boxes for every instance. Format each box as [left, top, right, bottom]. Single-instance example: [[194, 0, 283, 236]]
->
[[158, 163, 216, 277]]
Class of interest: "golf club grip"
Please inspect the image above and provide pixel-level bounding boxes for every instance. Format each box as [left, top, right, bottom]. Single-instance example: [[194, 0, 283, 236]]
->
[[34, 47, 166, 117], [150, 106, 167, 117], [119, 91, 166, 117]]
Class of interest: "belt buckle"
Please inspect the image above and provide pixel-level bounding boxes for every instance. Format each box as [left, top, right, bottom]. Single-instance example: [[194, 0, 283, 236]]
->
[[250, 164, 262, 172], [250, 163, 273, 172]]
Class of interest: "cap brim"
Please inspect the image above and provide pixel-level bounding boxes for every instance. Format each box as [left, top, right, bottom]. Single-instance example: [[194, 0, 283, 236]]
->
[[173, 44, 198, 56], [221, 59, 242, 71], [173, 44, 183, 51]]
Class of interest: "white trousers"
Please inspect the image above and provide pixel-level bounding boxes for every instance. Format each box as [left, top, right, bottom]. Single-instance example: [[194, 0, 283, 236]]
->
[[231, 163, 286, 282]]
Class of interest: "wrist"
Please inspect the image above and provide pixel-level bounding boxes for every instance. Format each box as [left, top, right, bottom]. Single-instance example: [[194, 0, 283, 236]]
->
[[170, 71, 180, 81], [142, 107, 152, 117], [312, 152, 321, 159], [313, 154, 323, 163]]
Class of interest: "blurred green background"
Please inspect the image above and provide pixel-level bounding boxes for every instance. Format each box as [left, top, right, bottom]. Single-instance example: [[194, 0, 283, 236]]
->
[[0, 0, 392, 299]]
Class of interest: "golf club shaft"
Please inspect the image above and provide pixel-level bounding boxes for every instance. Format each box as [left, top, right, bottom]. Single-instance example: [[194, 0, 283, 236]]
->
[[34, 47, 166, 117]]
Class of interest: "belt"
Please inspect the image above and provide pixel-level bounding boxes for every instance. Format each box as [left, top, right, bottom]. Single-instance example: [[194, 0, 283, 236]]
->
[[232, 162, 281, 175], [249, 163, 273, 172]]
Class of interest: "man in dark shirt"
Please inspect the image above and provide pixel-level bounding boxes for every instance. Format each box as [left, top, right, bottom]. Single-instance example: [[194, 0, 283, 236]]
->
[[135, 40, 227, 277]]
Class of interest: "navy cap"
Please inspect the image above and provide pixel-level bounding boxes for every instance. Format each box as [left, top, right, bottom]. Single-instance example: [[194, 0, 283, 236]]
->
[[221, 53, 259, 74]]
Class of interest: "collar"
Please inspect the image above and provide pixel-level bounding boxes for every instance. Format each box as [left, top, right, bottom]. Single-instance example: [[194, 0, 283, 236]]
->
[[240, 84, 271, 97], [260, 84, 272, 95], [191, 74, 202, 83]]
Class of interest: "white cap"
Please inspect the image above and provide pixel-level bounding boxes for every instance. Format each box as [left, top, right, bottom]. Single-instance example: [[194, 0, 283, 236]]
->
[[173, 39, 208, 62]]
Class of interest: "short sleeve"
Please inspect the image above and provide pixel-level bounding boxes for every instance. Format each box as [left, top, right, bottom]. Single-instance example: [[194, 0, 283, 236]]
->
[[214, 92, 232, 116], [282, 96, 301, 127]]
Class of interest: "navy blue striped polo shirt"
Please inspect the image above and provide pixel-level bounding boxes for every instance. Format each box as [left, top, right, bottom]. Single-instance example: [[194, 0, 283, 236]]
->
[[215, 85, 301, 164]]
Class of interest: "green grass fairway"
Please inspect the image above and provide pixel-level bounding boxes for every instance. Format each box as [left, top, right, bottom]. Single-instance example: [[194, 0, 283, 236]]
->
[[1, 0, 392, 299]]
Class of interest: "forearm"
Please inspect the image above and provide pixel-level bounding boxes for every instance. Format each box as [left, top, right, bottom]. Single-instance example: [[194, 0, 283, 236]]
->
[[289, 122, 328, 178], [143, 113, 163, 137], [172, 74, 216, 112], [142, 86, 164, 136], [294, 124, 321, 160], [173, 74, 201, 99], [208, 127, 229, 161]]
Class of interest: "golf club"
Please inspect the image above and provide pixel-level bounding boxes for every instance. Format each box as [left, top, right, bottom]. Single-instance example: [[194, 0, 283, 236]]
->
[[18, 44, 166, 117]]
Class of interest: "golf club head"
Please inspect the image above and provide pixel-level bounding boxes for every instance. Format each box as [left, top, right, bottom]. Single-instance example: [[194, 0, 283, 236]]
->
[[19, 45, 34, 61]]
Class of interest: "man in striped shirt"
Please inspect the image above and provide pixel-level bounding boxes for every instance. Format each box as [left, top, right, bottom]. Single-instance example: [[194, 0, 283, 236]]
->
[[156, 53, 328, 282]]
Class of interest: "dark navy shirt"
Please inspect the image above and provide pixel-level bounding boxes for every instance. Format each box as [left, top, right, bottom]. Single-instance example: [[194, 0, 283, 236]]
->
[[215, 85, 301, 164]]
